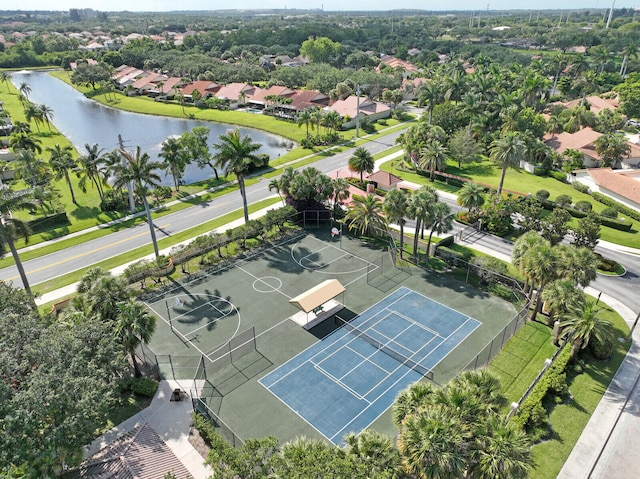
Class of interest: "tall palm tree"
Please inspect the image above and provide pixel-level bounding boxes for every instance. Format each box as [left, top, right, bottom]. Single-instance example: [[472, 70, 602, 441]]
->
[[344, 194, 387, 237], [9, 131, 42, 154], [76, 143, 106, 201], [72, 268, 131, 323], [115, 299, 157, 378], [416, 81, 441, 124], [407, 186, 438, 260], [47, 144, 78, 204], [546, 115, 564, 139], [348, 146, 374, 181], [419, 139, 448, 182], [212, 128, 263, 223], [619, 43, 638, 77], [542, 279, 584, 328], [37, 104, 54, 131], [159, 135, 187, 191], [19, 81, 31, 100], [268, 178, 285, 205], [0, 71, 10, 91], [560, 301, 614, 362], [110, 146, 163, 257], [490, 132, 526, 197], [23, 103, 42, 132], [562, 245, 598, 289], [383, 188, 409, 258], [456, 181, 485, 217], [13, 149, 51, 188], [424, 201, 453, 265], [331, 177, 350, 206], [511, 230, 546, 298], [296, 107, 314, 140], [0, 186, 37, 306], [523, 240, 559, 321]]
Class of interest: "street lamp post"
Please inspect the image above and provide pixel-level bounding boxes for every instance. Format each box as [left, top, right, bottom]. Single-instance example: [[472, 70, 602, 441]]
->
[[355, 85, 361, 138]]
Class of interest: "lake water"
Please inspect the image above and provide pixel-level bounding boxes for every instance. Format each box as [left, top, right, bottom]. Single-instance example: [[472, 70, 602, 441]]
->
[[10, 70, 294, 185]]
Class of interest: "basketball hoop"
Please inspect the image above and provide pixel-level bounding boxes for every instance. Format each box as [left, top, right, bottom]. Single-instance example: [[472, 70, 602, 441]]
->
[[331, 227, 340, 238]]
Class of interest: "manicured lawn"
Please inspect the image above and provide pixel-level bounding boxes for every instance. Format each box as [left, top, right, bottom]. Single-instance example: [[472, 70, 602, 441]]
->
[[379, 158, 640, 248], [488, 304, 630, 478]]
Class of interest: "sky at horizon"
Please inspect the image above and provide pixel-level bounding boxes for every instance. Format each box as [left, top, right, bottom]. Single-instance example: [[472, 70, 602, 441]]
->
[[10, 1, 640, 14]]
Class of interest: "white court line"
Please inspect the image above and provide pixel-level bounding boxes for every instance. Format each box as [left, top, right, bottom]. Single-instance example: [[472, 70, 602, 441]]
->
[[311, 363, 371, 403], [185, 301, 235, 336], [233, 263, 292, 300]]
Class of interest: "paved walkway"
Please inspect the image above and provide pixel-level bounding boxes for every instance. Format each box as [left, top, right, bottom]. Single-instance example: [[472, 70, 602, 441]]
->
[[85, 380, 212, 479]]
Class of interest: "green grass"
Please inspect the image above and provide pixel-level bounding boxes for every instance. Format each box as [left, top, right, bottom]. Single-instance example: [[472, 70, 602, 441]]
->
[[97, 392, 152, 436], [488, 303, 630, 478], [380, 157, 640, 248]]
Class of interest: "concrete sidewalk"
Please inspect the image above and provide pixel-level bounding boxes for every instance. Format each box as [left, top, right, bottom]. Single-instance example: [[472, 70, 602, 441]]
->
[[85, 380, 212, 479]]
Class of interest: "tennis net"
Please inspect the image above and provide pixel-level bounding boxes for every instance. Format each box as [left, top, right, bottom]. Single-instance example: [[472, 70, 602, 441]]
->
[[336, 316, 433, 379]]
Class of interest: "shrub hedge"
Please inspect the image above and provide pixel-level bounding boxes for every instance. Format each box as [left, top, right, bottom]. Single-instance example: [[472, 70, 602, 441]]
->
[[27, 211, 69, 233], [591, 191, 640, 222]]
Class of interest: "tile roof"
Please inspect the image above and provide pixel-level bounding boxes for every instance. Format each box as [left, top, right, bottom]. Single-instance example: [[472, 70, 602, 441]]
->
[[327, 95, 390, 118], [62, 423, 191, 479], [180, 80, 220, 96], [366, 170, 403, 187], [251, 85, 295, 103], [553, 95, 619, 115], [544, 127, 602, 161], [215, 83, 257, 101], [587, 167, 640, 205]]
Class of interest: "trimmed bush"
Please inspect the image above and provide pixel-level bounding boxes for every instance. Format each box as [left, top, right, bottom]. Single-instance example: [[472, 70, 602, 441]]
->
[[589, 334, 614, 360], [436, 235, 455, 248], [27, 212, 69, 233], [599, 216, 632, 232], [574, 200, 592, 212], [572, 182, 590, 194], [555, 194, 572, 207], [533, 166, 548, 176], [535, 190, 550, 200], [595, 252, 619, 272], [550, 170, 568, 183], [591, 191, 640, 222], [131, 377, 159, 397], [600, 207, 618, 219]]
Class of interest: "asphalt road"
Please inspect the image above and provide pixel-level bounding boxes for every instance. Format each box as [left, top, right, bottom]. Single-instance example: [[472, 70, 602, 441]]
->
[[0, 129, 407, 289]]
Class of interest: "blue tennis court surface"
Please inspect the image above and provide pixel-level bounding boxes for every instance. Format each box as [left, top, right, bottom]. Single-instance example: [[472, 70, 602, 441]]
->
[[259, 286, 481, 444]]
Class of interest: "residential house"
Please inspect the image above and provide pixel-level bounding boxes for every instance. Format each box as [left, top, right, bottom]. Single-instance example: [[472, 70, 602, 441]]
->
[[572, 167, 640, 212], [286, 90, 330, 114], [401, 77, 428, 101], [544, 127, 640, 168], [377, 55, 419, 78], [180, 80, 221, 100], [249, 85, 295, 109], [215, 83, 258, 108], [552, 95, 619, 115], [326, 95, 391, 129]]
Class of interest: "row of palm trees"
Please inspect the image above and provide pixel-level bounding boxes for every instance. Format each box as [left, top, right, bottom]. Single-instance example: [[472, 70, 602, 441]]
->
[[296, 106, 343, 141]]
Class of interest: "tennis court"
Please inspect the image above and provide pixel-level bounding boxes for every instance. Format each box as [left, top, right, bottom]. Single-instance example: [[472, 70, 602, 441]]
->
[[259, 286, 481, 445]]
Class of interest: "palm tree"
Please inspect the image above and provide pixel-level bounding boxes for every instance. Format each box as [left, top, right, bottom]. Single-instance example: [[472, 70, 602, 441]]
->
[[511, 230, 546, 298], [23, 103, 42, 132], [115, 299, 157, 378], [416, 81, 441, 124], [542, 279, 584, 329], [383, 188, 409, 258], [397, 408, 470, 479], [19, 81, 31, 100], [0, 71, 10, 91], [392, 381, 436, 427], [457, 181, 485, 217], [72, 268, 131, 323], [159, 136, 187, 191], [76, 143, 107, 201], [13, 149, 51, 188], [595, 132, 632, 168], [344, 194, 387, 237], [344, 430, 402, 478], [560, 301, 614, 362], [424, 201, 453, 265], [309, 108, 324, 140], [110, 146, 163, 258], [562, 245, 598, 289], [419, 139, 448, 182], [348, 146, 374, 181], [490, 132, 526, 197], [523, 240, 559, 321], [0, 186, 37, 306], [212, 128, 263, 223], [9, 131, 42, 154], [331, 177, 350, 206], [37, 104, 54, 131], [296, 107, 314, 140], [268, 178, 285, 205], [47, 144, 78, 204], [407, 186, 438, 260], [619, 43, 638, 77], [468, 416, 531, 479]]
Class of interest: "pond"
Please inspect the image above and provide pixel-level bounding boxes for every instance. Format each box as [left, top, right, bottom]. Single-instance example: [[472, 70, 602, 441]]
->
[[10, 70, 294, 186]]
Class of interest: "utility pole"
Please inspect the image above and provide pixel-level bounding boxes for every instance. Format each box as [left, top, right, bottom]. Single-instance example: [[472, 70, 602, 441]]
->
[[606, 0, 615, 29], [355, 85, 361, 138]]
